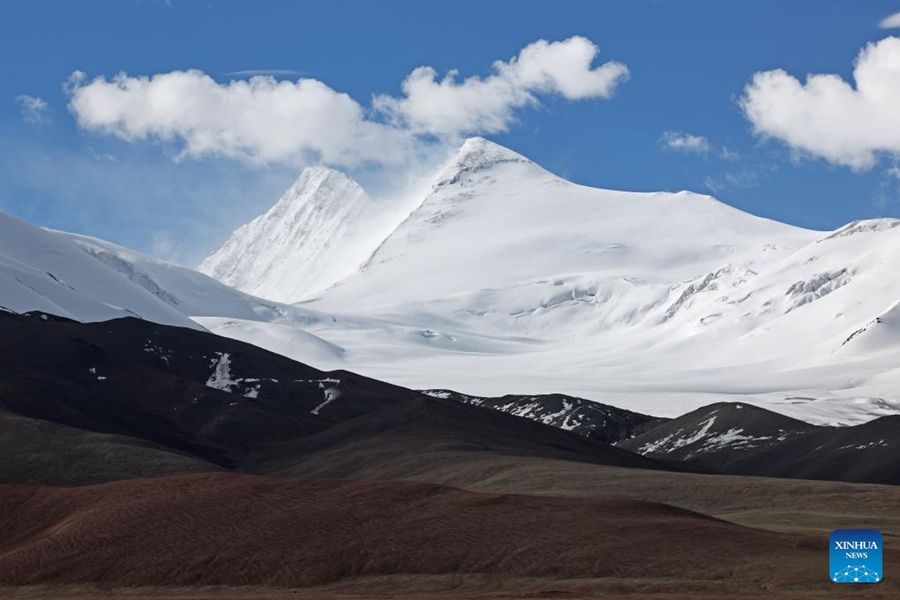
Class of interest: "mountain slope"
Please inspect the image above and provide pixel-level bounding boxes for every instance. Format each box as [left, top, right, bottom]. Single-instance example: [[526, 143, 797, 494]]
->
[[0, 210, 202, 328], [0, 411, 219, 486], [1, 311, 683, 487], [618, 403, 821, 469], [422, 389, 666, 443], [198, 167, 393, 302], [0, 206, 327, 330], [248, 396, 677, 482], [726, 414, 900, 484], [618, 402, 900, 484], [60, 231, 318, 325], [318, 137, 816, 310], [4, 311, 899, 486], [0, 310, 421, 468], [0, 473, 842, 595]]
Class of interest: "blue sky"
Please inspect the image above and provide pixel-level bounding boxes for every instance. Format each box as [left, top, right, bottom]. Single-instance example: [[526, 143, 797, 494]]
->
[[2, 0, 900, 265]]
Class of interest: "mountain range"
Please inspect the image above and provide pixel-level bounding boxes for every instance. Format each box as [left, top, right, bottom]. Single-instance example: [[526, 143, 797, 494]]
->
[[3, 137, 900, 427], [1, 309, 899, 599], [3, 309, 897, 487], [3, 196, 900, 597]]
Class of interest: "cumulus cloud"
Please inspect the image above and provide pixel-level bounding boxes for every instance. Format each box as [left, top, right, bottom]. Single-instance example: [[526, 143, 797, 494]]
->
[[16, 95, 50, 124], [660, 131, 711, 154], [67, 70, 413, 167], [740, 37, 900, 171], [879, 11, 900, 29], [374, 36, 629, 136], [65, 37, 628, 168]]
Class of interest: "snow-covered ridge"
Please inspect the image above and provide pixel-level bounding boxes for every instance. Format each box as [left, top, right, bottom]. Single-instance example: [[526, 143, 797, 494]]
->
[[0, 208, 339, 367], [0, 210, 199, 328], [821, 218, 900, 241]]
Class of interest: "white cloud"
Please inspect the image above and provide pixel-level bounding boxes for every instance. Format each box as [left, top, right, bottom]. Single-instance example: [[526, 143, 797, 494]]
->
[[703, 170, 760, 193], [719, 147, 741, 161], [87, 146, 116, 163], [16, 95, 50, 124], [660, 131, 740, 160], [374, 36, 629, 136], [873, 166, 900, 209], [660, 131, 711, 154], [151, 230, 179, 262], [65, 37, 628, 168], [879, 11, 900, 29], [67, 70, 413, 168], [740, 37, 900, 171]]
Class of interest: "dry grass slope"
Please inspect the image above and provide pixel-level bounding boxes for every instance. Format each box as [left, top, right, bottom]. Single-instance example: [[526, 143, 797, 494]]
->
[[2, 472, 885, 598]]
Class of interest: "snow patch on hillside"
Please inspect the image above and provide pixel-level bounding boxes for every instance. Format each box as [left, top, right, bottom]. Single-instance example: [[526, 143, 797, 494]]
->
[[638, 416, 718, 455], [206, 353, 237, 392]]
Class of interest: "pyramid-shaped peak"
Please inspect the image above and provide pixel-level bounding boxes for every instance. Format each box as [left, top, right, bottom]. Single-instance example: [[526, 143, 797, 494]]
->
[[435, 137, 534, 187], [198, 163, 372, 302], [283, 166, 363, 198], [268, 166, 369, 219], [454, 137, 531, 167]]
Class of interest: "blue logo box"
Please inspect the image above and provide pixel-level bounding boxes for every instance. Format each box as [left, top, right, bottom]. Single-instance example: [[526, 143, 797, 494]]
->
[[830, 529, 882, 583]]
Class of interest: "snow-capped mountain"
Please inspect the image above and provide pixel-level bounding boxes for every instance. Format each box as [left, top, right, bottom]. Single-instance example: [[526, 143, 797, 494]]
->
[[199, 167, 395, 302], [194, 138, 900, 424], [0, 209, 346, 364], [5, 137, 900, 426], [0, 210, 200, 328], [318, 137, 816, 310]]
